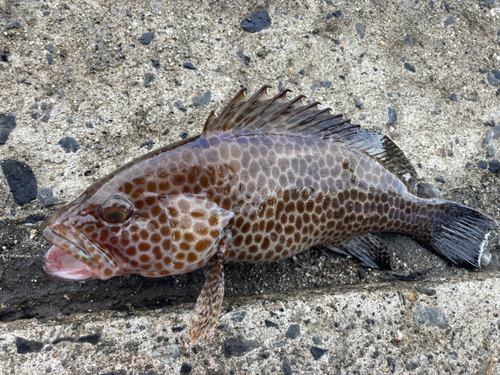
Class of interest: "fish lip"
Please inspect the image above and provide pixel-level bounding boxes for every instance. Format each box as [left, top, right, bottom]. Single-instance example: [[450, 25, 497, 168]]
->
[[42, 226, 96, 281]]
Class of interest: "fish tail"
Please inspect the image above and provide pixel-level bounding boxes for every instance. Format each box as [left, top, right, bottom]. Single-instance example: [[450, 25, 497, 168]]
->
[[419, 201, 497, 269]]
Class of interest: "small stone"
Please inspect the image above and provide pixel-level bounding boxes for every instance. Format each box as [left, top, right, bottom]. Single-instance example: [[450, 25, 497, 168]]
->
[[416, 183, 440, 198], [179, 363, 192, 375], [488, 159, 500, 173], [151, 59, 160, 69], [429, 1, 434, 8], [310, 346, 328, 360], [487, 73, 499, 87], [15, 337, 43, 354], [278, 81, 285, 92], [485, 120, 496, 127], [415, 303, 447, 328], [66, 118, 73, 124], [355, 99, 363, 108], [312, 335, 322, 345], [180, 132, 189, 140], [224, 337, 259, 357], [77, 334, 100, 345], [0, 113, 16, 145], [265, 319, 279, 329], [193, 90, 211, 106], [1, 160, 38, 206], [320, 80, 332, 88], [286, 324, 300, 339], [388, 107, 397, 125], [326, 13, 332, 20], [41, 107, 52, 123], [241, 10, 272, 33], [138, 32, 154, 45], [487, 147, 495, 157], [282, 359, 292, 375], [478, 160, 488, 170], [243, 55, 250, 65], [332, 10, 343, 18], [140, 140, 155, 150], [144, 73, 155, 87], [46, 45, 55, 53], [449, 93, 457, 101], [38, 187, 58, 207], [408, 292, 416, 301], [46, 54, 53, 65], [339, 75, 346, 80], [481, 0, 495, 7], [231, 311, 248, 322], [58, 137, 80, 153], [299, 69, 305, 75], [416, 287, 436, 296], [492, 70, 500, 81], [435, 177, 446, 183], [310, 83, 321, 91], [355, 23, 365, 39], [174, 102, 187, 114], [183, 62, 197, 70], [6, 22, 21, 29], [24, 214, 45, 224], [444, 16, 454, 27], [236, 50, 243, 58], [406, 362, 419, 371], [404, 62, 416, 72], [479, 67, 488, 74]]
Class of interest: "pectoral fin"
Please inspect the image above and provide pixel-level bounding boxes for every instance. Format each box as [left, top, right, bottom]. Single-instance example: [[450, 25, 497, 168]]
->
[[328, 234, 392, 270], [190, 235, 228, 345]]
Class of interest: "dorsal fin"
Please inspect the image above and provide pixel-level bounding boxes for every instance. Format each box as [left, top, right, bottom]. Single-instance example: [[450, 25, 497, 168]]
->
[[203, 85, 417, 191]]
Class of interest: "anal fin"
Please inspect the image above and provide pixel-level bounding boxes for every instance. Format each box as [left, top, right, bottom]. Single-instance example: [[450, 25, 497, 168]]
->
[[189, 236, 228, 345], [328, 234, 392, 270]]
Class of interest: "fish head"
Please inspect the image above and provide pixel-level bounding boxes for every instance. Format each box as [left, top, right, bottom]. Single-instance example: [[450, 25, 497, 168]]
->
[[42, 174, 234, 282]]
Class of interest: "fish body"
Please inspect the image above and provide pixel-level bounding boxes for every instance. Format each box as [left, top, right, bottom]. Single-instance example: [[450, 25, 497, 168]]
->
[[42, 86, 498, 343]]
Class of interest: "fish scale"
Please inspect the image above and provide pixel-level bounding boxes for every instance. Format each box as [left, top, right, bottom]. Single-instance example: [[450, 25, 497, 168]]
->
[[42, 85, 498, 344]]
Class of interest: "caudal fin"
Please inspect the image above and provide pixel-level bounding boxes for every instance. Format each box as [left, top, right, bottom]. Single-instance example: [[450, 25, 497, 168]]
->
[[423, 202, 498, 269]]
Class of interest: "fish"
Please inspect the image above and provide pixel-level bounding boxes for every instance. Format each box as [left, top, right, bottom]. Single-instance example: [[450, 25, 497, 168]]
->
[[41, 85, 498, 344]]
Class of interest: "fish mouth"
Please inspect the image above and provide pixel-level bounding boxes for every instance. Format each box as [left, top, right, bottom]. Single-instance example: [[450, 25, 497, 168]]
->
[[42, 225, 98, 281], [43, 244, 96, 281]]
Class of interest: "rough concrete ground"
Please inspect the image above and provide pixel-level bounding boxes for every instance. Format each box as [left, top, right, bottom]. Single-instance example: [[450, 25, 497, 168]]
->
[[1, 0, 500, 373], [1, 275, 500, 374]]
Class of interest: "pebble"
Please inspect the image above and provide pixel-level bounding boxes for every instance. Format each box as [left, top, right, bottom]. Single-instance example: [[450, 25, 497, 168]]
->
[[326, 13, 332, 20], [355, 99, 363, 108], [487, 73, 499, 87], [231, 311, 248, 322], [243, 55, 250, 65], [46, 45, 55, 53], [310, 346, 328, 360], [415, 287, 436, 296], [356, 23, 365, 39], [38, 187, 58, 207], [415, 304, 447, 328], [41, 107, 52, 123], [429, 1, 434, 8], [183, 62, 197, 70], [408, 292, 416, 301], [489, 159, 500, 173], [406, 362, 419, 371], [152, 344, 179, 364], [58, 137, 80, 153], [144, 73, 155, 87], [387, 107, 397, 125], [299, 69, 305, 75], [310, 83, 321, 91], [444, 16, 454, 27], [320, 80, 332, 88], [77, 334, 100, 345], [179, 363, 192, 375], [241, 10, 272, 33], [265, 319, 279, 329], [435, 177, 446, 183], [24, 214, 45, 224], [449, 93, 457, 101], [151, 59, 160, 69], [174, 102, 187, 114], [485, 120, 496, 127], [193, 90, 211, 106], [236, 50, 243, 58], [0, 113, 16, 145], [6, 21, 20, 29], [46, 54, 53, 65], [479, 67, 487, 74], [492, 70, 500, 81], [1, 160, 38, 206], [282, 359, 292, 375], [140, 140, 155, 150], [180, 132, 188, 140], [479, 160, 489, 170], [333, 10, 343, 18], [138, 32, 154, 45], [286, 324, 300, 339], [487, 146, 495, 157], [404, 62, 416, 72], [224, 337, 260, 357], [15, 337, 43, 354]]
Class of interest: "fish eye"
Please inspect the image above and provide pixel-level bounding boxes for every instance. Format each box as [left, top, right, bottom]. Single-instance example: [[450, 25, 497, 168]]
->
[[99, 196, 134, 223]]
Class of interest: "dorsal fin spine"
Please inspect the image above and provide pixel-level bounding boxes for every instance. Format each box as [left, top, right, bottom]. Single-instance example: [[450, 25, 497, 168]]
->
[[231, 86, 270, 129]]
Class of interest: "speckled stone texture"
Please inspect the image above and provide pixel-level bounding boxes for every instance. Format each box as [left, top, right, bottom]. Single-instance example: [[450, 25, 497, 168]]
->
[[1, 0, 500, 373]]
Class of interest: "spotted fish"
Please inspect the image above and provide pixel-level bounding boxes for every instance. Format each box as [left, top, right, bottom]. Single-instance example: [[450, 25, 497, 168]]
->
[[42, 85, 498, 343]]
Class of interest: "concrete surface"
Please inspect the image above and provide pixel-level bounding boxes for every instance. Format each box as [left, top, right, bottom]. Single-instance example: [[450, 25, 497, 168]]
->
[[1, 0, 500, 373]]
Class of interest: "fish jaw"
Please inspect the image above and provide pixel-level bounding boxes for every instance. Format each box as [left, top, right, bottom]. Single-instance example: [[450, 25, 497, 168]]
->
[[43, 245, 97, 281]]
